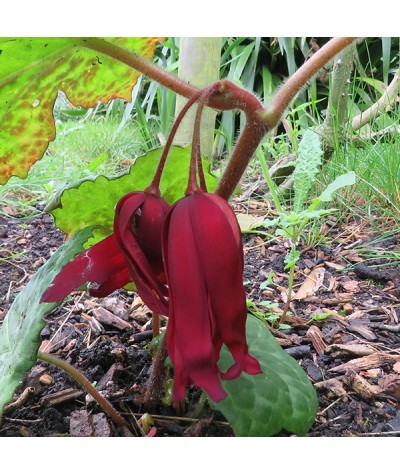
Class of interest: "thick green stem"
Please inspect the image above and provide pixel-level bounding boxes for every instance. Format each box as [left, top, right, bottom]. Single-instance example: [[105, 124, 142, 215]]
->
[[37, 351, 126, 428]]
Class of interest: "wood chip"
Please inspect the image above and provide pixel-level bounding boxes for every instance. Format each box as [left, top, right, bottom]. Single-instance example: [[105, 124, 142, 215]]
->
[[96, 363, 124, 391], [306, 325, 327, 355], [39, 374, 53, 385], [325, 261, 346, 270], [102, 297, 129, 321], [329, 352, 400, 373], [325, 343, 376, 358], [92, 307, 132, 330], [341, 280, 360, 293], [70, 409, 93, 437], [345, 318, 377, 341], [314, 377, 348, 401], [343, 370, 381, 399], [92, 413, 112, 437], [41, 388, 84, 406], [393, 361, 400, 374]]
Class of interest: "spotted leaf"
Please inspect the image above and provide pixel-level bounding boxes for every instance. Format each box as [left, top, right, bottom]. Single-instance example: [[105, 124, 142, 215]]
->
[[0, 37, 163, 184]]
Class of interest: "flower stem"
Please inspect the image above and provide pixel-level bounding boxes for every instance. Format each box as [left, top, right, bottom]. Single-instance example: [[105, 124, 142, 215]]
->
[[152, 313, 160, 338], [143, 333, 169, 410], [186, 82, 223, 195], [146, 88, 209, 194], [37, 351, 126, 428]]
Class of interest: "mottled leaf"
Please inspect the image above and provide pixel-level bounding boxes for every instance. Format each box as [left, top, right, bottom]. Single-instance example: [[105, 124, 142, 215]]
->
[[210, 315, 318, 436], [50, 146, 218, 244], [0, 226, 95, 417], [0, 37, 162, 184]]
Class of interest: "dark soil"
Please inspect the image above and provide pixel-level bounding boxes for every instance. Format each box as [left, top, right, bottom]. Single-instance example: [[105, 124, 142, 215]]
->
[[1, 202, 400, 437]]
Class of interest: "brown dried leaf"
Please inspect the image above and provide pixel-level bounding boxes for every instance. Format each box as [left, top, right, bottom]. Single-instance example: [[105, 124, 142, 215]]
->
[[293, 267, 325, 300], [378, 374, 400, 399], [341, 280, 360, 293]]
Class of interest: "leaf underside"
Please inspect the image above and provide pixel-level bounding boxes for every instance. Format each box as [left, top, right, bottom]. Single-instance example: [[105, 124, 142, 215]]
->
[[0, 37, 162, 184], [210, 315, 318, 436], [0, 226, 95, 416]]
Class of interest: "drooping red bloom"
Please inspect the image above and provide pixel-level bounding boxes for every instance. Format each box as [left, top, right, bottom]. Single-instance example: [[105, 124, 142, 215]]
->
[[41, 192, 170, 315], [162, 192, 262, 402]]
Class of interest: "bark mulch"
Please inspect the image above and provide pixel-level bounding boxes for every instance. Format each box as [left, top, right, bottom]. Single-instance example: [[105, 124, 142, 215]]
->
[[0, 198, 399, 437]]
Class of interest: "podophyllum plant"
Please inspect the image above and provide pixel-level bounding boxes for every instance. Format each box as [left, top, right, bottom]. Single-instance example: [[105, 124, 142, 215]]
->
[[0, 37, 357, 436]]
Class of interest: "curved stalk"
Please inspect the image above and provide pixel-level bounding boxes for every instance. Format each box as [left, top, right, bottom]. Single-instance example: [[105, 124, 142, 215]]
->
[[83, 37, 357, 201], [37, 351, 126, 428]]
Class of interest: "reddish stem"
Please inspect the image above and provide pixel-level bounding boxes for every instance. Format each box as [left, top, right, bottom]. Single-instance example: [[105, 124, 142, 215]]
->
[[185, 83, 222, 195], [185, 101, 203, 195], [145, 88, 209, 195]]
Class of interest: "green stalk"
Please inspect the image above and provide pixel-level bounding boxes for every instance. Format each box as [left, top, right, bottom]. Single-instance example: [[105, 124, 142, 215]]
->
[[37, 351, 126, 428], [279, 262, 296, 325]]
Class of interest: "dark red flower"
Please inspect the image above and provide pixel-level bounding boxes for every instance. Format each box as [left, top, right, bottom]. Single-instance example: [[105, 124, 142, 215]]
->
[[41, 192, 170, 315], [162, 192, 262, 402]]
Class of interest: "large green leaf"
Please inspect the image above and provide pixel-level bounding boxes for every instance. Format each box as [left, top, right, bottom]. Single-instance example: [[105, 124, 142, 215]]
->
[[210, 316, 318, 436], [50, 146, 219, 245], [0, 37, 162, 184], [0, 226, 95, 417]]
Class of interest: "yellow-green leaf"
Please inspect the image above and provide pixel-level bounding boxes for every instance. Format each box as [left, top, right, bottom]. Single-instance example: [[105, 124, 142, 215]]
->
[[0, 37, 163, 184]]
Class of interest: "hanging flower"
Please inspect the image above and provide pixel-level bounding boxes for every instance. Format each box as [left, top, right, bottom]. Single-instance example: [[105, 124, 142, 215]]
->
[[162, 192, 262, 402], [41, 191, 170, 315]]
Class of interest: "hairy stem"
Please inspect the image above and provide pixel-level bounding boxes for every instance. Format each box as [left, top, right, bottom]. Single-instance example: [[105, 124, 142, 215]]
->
[[83, 37, 356, 202], [143, 333, 169, 410], [81, 37, 199, 100], [37, 351, 126, 427]]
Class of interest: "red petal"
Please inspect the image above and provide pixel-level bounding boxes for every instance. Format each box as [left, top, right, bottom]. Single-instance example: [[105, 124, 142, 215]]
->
[[162, 193, 261, 399], [41, 235, 130, 302], [189, 194, 262, 378], [114, 192, 169, 315], [163, 199, 227, 402]]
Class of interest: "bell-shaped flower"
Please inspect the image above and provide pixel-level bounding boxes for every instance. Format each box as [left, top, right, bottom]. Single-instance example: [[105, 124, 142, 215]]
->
[[162, 192, 262, 402], [41, 191, 170, 315]]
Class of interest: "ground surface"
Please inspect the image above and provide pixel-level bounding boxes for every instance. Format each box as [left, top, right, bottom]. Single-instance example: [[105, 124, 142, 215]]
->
[[1, 198, 399, 437]]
